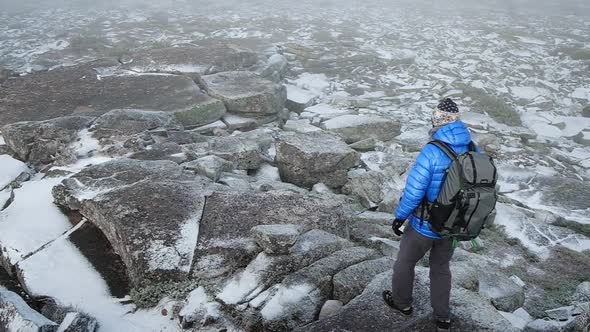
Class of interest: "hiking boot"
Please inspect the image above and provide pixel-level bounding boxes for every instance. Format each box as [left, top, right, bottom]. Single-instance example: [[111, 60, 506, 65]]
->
[[435, 319, 451, 331], [382, 290, 413, 316]]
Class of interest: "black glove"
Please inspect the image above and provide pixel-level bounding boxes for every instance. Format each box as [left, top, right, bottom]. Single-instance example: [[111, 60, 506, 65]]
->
[[392, 218, 405, 236]]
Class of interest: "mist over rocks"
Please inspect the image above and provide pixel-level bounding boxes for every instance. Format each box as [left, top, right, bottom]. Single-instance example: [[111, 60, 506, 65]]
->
[[0, 1, 589, 331]]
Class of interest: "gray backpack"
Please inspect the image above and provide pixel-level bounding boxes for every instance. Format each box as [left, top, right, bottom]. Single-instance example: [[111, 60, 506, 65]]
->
[[419, 140, 498, 241]]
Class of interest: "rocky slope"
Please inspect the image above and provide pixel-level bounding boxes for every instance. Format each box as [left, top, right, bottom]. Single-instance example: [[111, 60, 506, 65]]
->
[[0, 2, 589, 332]]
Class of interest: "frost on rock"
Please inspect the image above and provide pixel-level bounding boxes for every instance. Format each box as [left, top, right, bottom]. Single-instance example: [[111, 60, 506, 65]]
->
[[494, 203, 590, 257], [260, 283, 318, 321], [0, 154, 29, 189], [217, 253, 274, 305], [179, 287, 220, 328]]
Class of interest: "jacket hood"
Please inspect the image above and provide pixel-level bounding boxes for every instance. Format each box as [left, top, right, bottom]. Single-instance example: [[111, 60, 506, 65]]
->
[[432, 121, 472, 147]]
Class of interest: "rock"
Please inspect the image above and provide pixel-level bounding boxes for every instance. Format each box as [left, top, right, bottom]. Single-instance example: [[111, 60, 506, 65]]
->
[[0, 62, 225, 126], [207, 129, 274, 170], [260, 54, 288, 81], [583, 105, 590, 118], [573, 281, 590, 303], [283, 119, 322, 133], [182, 155, 234, 182], [221, 113, 259, 131], [191, 120, 228, 135], [301, 104, 353, 121], [473, 132, 501, 157], [276, 131, 360, 189], [285, 85, 318, 113], [348, 211, 396, 247], [311, 183, 333, 194], [318, 300, 343, 320], [394, 127, 430, 152], [479, 272, 525, 312], [122, 45, 259, 76], [0, 67, 15, 84], [56, 312, 98, 332], [0, 155, 30, 189], [289, 229, 354, 264], [321, 115, 401, 144], [333, 257, 393, 304], [0, 287, 58, 331], [251, 224, 303, 255], [129, 142, 186, 163], [2, 116, 94, 167], [90, 109, 182, 139], [574, 302, 590, 332], [342, 170, 386, 209], [349, 137, 378, 152], [200, 71, 286, 115], [499, 308, 534, 330], [545, 306, 575, 321], [524, 318, 576, 332], [377, 188, 402, 213], [192, 237, 260, 281], [52, 159, 211, 286], [178, 287, 220, 329], [261, 247, 379, 331], [295, 270, 431, 332]]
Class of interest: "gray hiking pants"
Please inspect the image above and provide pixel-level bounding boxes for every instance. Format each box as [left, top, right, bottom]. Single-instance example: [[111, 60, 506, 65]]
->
[[392, 225, 455, 320]]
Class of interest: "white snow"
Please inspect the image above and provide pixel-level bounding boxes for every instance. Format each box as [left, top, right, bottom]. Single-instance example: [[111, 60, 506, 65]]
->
[[301, 104, 353, 120], [146, 213, 200, 273], [217, 253, 273, 305], [256, 164, 281, 182], [292, 73, 331, 95], [286, 84, 318, 104], [0, 155, 29, 189], [571, 88, 590, 101], [0, 177, 72, 266], [72, 129, 100, 158], [509, 86, 550, 100], [0, 136, 5, 145], [260, 283, 315, 320], [178, 287, 220, 324], [321, 114, 390, 130]]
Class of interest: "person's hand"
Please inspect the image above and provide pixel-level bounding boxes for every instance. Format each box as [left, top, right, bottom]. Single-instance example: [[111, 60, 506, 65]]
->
[[392, 218, 405, 236]]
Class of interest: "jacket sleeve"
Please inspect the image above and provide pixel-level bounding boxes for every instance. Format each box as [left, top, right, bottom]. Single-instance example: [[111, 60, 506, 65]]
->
[[394, 146, 435, 220]]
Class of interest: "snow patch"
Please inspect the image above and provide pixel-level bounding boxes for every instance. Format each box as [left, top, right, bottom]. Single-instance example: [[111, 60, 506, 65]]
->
[[217, 253, 273, 305], [179, 287, 220, 325], [260, 283, 314, 320], [0, 155, 29, 189], [146, 214, 200, 272]]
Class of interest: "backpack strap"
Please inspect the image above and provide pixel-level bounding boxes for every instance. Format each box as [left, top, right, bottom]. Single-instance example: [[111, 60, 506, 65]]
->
[[468, 141, 477, 152], [428, 140, 458, 160]]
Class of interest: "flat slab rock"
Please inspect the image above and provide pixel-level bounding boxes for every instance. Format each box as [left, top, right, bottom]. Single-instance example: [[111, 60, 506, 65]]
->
[[0, 61, 225, 127], [122, 45, 260, 76], [52, 159, 211, 286], [200, 71, 287, 115], [321, 114, 401, 144], [276, 131, 360, 188]]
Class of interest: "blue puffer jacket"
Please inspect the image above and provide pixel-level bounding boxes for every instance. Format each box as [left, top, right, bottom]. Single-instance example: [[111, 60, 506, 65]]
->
[[394, 121, 473, 239]]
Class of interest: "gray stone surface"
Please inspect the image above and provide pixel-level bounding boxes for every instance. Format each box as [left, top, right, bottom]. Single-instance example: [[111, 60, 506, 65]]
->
[[348, 211, 396, 247], [251, 224, 303, 255], [349, 137, 378, 152], [201, 71, 286, 115], [333, 257, 392, 304], [90, 109, 182, 139], [129, 142, 186, 163], [56, 312, 98, 332], [479, 272, 525, 312], [318, 300, 343, 320], [276, 131, 360, 189], [52, 159, 210, 286], [342, 170, 386, 209], [208, 130, 273, 170], [524, 318, 576, 332], [545, 306, 575, 321], [0, 287, 58, 332], [583, 105, 590, 118], [0, 61, 225, 126], [122, 45, 259, 76], [321, 115, 401, 144], [182, 155, 234, 181], [283, 119, 322, 133], [2, 116, 94, 167], [573, 281, 590, 303]]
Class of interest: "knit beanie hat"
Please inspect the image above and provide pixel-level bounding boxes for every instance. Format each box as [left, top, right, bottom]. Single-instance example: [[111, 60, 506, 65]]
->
[[432, 98, 460, 128]]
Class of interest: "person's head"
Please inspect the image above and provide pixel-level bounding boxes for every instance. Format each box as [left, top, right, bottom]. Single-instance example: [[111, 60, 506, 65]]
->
[[431, 98, 460, 129]]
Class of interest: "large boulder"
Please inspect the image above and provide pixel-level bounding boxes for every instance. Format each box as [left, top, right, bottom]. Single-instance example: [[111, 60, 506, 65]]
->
[[333, 257, 393, 304], [122, 45, 259, 76], [2, 116, 94, 167], [52, 159, 211, 286], [573, 281, 590, 303], [207, 131, 272, 170], [200, 71, 286, 115], [321, 115, 401, 144], [276, 131, 361, 189], [0, 287, 58, 331], [181, 155, 234, 182], [0, 62, 226, 126], [342, 170, 386, 209], [479, 272, 525, 312]]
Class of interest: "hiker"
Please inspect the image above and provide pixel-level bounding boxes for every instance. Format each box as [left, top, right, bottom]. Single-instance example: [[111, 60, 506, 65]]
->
[[382, 98, 497, 331]]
